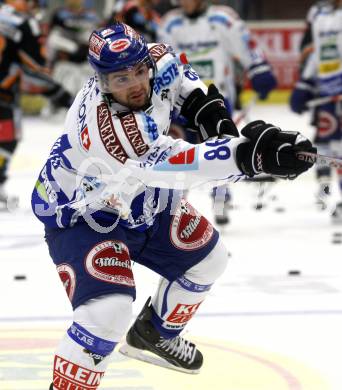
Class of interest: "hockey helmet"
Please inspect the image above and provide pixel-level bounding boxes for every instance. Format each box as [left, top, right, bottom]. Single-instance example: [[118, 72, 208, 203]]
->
[[88, 23, 155, 92]]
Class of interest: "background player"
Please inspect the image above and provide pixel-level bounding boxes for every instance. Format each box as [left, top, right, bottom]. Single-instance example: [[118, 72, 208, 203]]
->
[[290, 0, 342, 222], [0, 0, 73, 209], [158, 0, 277, 224], [46, 0, 101, 96]]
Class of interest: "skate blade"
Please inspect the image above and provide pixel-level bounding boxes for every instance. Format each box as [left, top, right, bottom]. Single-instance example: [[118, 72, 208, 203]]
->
[[118, 343, 200, 375], [0, 197, 19, 212]]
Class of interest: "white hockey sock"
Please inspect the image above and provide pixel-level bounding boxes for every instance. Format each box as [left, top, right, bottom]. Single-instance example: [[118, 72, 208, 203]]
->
[[151, 239, 229, 337], [52, 293, 133, 389]]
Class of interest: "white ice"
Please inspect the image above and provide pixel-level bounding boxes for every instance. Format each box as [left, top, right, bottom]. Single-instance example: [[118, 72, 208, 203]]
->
[[1, 104, 342, 389]]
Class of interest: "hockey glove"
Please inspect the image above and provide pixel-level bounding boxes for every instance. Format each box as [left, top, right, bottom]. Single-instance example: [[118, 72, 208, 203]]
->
[[180, 84, 239, 141], [45, 84, 73, 109], [289, 79, 315, 114], [236, 120, 316, 179], [248, 62, 277, 100]]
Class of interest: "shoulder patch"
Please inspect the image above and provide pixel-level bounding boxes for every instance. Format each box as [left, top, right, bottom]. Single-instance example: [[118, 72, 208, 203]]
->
[[149, 44, 169, 63]]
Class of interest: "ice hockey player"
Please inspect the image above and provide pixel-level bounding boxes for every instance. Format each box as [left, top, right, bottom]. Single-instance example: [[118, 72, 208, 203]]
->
[[109, 0, 161, 43], [46, 0, 101, 96], [30, 23, 315, 389], [158, 0, 277, 224], [0, 0, 73, 209], [290, 0, 342, 221]]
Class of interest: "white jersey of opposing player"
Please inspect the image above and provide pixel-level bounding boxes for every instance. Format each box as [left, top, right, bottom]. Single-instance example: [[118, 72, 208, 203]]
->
[[305, 1, 333, 24], [32, 44, 245, 230], [302, 6, 342, 97], [158, 5, 266, 105]]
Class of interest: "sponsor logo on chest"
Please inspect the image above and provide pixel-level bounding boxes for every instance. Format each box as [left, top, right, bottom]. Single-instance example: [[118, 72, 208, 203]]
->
[[97, 103, 128, 163], [120, 113, 149, 156]]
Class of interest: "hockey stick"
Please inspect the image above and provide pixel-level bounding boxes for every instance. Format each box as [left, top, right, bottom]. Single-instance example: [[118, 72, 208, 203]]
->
[[306, 94, 342, 108], [234, 95, 258, 126], [296, 151, 342, 169]]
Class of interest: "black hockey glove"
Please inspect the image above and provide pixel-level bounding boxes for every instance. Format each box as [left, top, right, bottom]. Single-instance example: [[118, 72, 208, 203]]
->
[[45, 84, 73, 109], [236, 120, 316, 179], [180, 84, 239, 141]]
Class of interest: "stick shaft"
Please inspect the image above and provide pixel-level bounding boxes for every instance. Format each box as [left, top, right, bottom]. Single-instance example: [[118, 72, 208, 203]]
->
[[234, 96, 257, 125], [306, 94, 342, 108], [297, 151, 342, 169]]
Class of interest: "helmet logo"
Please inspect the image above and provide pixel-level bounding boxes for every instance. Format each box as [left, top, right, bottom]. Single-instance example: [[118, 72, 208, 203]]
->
[[109, 39, 131, 53], [89, 33, 106, 60], [101, 28, 114, 38]]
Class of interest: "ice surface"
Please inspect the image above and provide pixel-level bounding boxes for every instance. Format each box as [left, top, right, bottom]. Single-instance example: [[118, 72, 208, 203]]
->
[[1, 105, 341, 389]]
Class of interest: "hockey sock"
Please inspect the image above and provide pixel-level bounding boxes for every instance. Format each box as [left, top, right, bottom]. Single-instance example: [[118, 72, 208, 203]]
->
[[151, 239, 229, 338], [52, 326, 114, 390], [52, 294, 133, 390]]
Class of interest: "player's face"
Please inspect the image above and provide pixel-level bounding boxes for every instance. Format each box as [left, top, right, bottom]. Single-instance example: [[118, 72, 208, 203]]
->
[[179, 0, 204, 15], [107, 63, 151, 110]]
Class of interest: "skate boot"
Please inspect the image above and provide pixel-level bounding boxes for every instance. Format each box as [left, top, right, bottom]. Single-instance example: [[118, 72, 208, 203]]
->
[[315, 182, 330, 210], [332, 202, 342, 224], [212, 186, 231, 226], [119, 298, 203, 374], [0, 185, 19, 211], [214, 199, 230, 225]]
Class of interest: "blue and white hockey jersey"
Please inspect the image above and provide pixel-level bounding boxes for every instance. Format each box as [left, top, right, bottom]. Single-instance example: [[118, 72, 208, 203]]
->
[[302, 6, 342, 97], [158, 5, 269, 104], [31, 43, 245, 231]]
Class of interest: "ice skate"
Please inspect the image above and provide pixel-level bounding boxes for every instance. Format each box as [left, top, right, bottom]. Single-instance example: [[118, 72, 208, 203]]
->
[[0, 185, 19, 211], [119, 298, 203, 374], [213, 188, 232, 226], [331, 202, 342, 224], [214, 199, 230, 225], [315, 182, 330, 210]]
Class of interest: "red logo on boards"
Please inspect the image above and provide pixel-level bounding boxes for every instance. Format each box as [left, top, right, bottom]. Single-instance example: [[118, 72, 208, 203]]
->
[[0, 119, 15, 142], [318, 111, 338, 138]]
